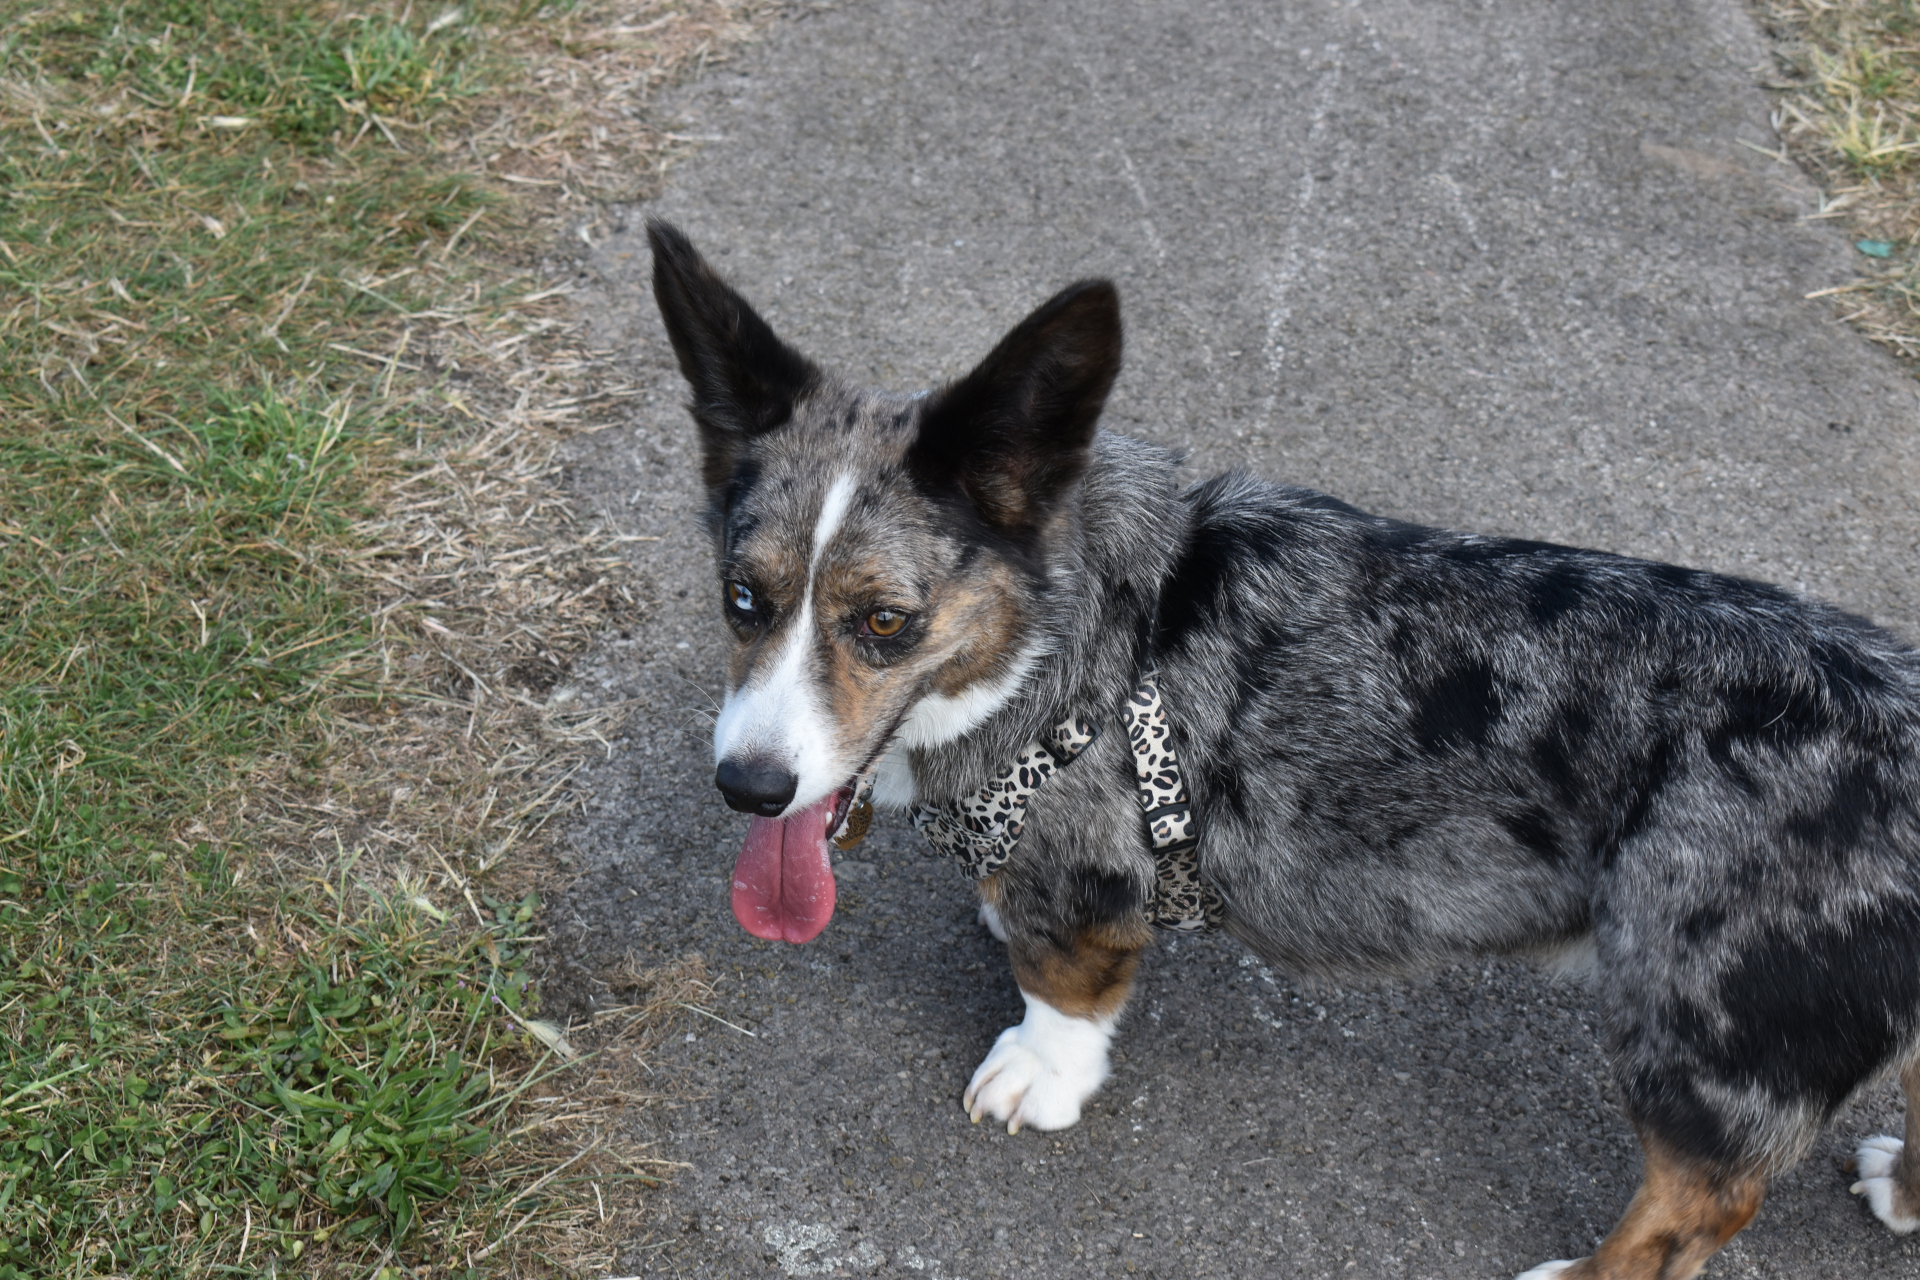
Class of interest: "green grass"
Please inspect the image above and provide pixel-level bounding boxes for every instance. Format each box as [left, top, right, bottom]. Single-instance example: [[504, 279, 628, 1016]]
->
[[23, 0, 485, 147], [0, 2, 601, 1274], [0, 386, 568, 1273], [1796, 2, 1920, 178]]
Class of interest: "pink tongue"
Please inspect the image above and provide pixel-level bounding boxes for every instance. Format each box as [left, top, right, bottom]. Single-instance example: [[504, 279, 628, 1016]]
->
[[731, 793, 838, 944]]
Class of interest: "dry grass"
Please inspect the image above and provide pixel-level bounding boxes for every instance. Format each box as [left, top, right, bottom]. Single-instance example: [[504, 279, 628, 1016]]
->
[[481, 0, 780, 207], [209, 5, 787, 1270], [1760, 0, 1920, 366], [0, 1, 778, 1274], [251, 8, 791, 1261], [280, 0, 784, 901], [399, 953, 720, 1275]]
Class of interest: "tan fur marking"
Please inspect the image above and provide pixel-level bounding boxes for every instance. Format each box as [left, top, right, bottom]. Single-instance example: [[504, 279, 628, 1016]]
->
[[925, 565, 1025, 699], [1555, 1136, 1766, 1280], [811, 548, 920, 749], [1008, 917, 1153, 1021], [802, 544, 1030, 764], [723, 538, 806, 691], [1898, 1055, 1920, 1217]]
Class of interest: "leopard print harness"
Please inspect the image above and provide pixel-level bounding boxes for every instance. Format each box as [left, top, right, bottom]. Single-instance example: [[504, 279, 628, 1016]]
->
[[909, 672, 1224, 932]]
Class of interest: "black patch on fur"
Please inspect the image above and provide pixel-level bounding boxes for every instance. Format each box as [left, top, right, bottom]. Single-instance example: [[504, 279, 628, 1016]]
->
[[1633, 899, 1920, 1165], [1199, 756, 1257, 824], [1620, 1069, 1741, 1166], [1783, 757, 1891, 854], [1647, 562, 1694, 592], [1531, 700, 1597, 807], [1708, 679, 1830, 756], [1156, 507, 1296, 653], [717, 456, 763, 536], [1011, 861, 1146, 953], [1602, 736, 1676, 864], [1066, 865, 1147, 926], [1703, 729, 1763, 799], [1500, 806, 1563, 863], [1812, 638, 1889, 697], [906, 280, 1122, 543], [1680, 905, 1728, 944], [1526, 563, 1589, 627], [1154, 522, 1236, 645], [1714, 900, 1920, 1099], [1408, 660, 1501, 754], [648, 220, 820, 488]]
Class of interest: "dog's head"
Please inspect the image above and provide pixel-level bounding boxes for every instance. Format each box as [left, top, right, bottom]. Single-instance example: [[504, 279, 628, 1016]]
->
[[648, 220, 1121, 941]]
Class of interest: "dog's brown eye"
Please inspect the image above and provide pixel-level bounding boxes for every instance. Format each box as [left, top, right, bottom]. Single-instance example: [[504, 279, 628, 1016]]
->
[[726, 581, 756, 614], [864, 609, 908, 638]]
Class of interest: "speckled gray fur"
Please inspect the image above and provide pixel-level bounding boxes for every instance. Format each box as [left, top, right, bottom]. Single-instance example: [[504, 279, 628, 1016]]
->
[[648, 218, 1920, 1191], [917, 430, 1920, 1170]]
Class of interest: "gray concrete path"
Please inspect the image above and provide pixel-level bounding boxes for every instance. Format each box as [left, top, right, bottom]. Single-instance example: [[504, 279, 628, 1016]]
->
[[542, 1, 1920, 1276]]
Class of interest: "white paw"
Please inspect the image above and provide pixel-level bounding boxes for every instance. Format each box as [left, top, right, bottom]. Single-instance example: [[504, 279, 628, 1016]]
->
[[962, 993, 1113, 1133], [978, 898, 1009, 943], [1851, 1134, 1920, 1233], [1513, 1262, 1580, 1280]]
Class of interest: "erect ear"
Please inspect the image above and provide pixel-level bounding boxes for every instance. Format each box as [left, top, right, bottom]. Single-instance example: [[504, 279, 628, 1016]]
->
[[648, 219, 820, 489], [906, 279, 1121, 539]]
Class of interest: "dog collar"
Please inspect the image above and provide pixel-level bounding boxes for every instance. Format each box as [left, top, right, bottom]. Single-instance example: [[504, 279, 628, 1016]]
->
[[909, 672, 1223, 932]]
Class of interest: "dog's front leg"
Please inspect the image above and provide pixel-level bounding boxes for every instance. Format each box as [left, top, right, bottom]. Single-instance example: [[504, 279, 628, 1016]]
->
[[963, 879, 1151, 1133]]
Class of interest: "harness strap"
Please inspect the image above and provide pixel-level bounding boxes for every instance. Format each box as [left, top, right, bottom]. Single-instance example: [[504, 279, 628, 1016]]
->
[[909, 716, 1101, 880], [908, 674, 1222, 932], [1122, 672, 1224, 932]]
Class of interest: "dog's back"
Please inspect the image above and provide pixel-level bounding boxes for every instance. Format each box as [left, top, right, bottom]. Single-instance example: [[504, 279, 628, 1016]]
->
[[648, 222, 1920, 1276], [1157, 469, 1920, 1174]]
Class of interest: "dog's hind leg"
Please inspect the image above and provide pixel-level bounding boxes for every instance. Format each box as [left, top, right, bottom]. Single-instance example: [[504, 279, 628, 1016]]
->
[[1851, 1053, 1920, 1233], [1514, 1135, 1767, 1280], [963, 877, 1151, 1134]]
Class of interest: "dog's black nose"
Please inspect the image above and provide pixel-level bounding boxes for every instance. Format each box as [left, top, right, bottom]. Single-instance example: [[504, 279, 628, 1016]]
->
[[715, 757, 798, 817]]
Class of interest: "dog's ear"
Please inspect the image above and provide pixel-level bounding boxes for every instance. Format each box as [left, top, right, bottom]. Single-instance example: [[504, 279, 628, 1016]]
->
[[907, 280, 1121, 539], [648, 220, 820, 488]]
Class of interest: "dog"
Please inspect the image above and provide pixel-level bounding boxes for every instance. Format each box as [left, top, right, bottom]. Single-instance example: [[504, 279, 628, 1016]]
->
[[644, 218, 1920, 1280]]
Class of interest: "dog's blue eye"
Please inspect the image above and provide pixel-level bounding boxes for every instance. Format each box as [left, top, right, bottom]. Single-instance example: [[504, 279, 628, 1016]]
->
[[726, 581, 755, 613]]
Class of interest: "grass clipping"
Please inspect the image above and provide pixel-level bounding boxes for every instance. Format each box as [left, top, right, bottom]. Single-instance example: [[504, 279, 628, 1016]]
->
[[1761, 0, 1920, 365], [0, 1, 770, 1275]]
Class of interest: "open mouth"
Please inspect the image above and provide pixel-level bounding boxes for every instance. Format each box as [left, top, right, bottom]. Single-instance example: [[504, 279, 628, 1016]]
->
[[730, 772, 874, 945], [825, 782, 856, 843], [828, 773, 875, 849]]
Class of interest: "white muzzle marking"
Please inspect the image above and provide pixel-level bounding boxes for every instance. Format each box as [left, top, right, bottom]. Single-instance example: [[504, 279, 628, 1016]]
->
[[712, 473, 858, 814]]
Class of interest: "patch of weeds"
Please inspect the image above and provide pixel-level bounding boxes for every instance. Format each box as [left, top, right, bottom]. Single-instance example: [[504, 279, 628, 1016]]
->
[[0, 856, 551, 1274], [28, 0, 482, 147], [243, 895, 553, 1248], [0, 0, 779, 1273], [0, 3, 591, 1274], [0, 374, 572, 1272], [1761, 0, 1920, 366]]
